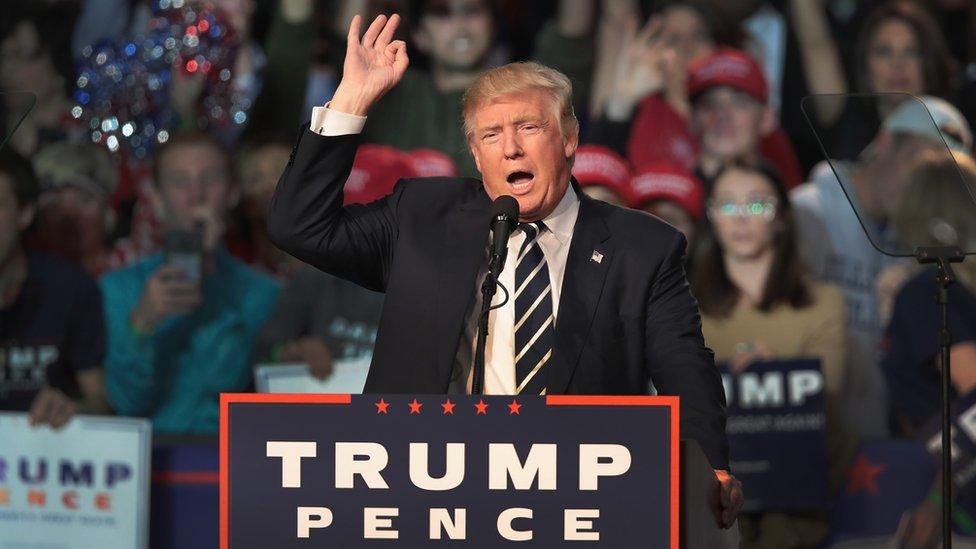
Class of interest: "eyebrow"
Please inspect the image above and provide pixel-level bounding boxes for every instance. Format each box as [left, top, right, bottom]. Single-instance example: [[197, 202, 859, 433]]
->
[[476, 116, 549, 134]]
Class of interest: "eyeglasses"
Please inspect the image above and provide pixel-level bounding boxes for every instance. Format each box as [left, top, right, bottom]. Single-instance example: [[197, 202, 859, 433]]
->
[[707, 199, 778, 221]]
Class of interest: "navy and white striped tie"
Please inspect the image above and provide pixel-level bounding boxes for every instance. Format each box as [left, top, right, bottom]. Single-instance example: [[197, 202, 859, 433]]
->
[[514, 221, 554, 395]]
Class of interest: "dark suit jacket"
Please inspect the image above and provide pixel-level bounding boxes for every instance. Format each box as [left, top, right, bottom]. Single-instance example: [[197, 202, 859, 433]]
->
[[268, 128, 729, 469]]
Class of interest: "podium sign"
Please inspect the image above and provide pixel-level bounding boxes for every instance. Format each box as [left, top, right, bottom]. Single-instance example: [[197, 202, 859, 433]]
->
[[220, 394, 678, 548]]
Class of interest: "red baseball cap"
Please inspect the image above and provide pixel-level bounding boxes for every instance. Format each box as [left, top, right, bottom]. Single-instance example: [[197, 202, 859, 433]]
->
[[686, 47, 768, 104], [344, 145, 419, 205], [406, 148, 459, 178], [629, 163, 705, 220], [572, 145, 634, 204]]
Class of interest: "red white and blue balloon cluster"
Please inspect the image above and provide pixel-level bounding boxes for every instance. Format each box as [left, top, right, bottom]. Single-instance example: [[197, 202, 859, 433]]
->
[[72, 0, 241, 159]]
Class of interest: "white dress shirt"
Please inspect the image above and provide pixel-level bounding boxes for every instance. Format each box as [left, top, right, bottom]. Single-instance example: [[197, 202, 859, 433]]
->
[[309, 106, 580, 395]]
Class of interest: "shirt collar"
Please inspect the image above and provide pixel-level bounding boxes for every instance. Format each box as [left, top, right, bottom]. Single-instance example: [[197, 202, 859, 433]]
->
[[538, 181, 579, 246]]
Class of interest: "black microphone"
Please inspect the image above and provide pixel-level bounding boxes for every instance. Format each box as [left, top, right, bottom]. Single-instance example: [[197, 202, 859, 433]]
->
[[472, 195, 519, 395], [488, 195, 519, 277]]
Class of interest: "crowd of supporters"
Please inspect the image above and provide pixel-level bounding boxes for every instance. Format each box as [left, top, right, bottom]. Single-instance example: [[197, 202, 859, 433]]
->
[[4, 0, 976, 545]]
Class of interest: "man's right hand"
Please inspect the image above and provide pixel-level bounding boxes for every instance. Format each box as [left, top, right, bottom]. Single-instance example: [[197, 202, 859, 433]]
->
[[330, 14, 409, 116], [130, 264, 202, 334]]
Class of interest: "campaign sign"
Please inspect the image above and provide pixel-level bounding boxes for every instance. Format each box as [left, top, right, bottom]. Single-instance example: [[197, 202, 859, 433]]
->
[[720, 359, 828, 511], [0, 413, 151, 549], [918, 387, 976, 491], [221, 394, 678, 548]]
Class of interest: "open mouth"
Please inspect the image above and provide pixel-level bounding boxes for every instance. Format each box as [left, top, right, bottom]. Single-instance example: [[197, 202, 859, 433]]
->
[[506, 170, 535, 187]]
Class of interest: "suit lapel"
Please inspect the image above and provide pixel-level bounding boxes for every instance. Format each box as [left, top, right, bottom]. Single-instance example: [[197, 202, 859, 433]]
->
[[548, 192, 613, 393], [431, 188, 490, 388]]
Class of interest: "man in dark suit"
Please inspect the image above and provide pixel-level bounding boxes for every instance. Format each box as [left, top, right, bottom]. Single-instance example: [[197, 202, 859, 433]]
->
[[268, 13, 742, 528]]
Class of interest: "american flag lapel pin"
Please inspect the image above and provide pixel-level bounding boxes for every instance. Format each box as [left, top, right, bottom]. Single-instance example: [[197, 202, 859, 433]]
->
[[591, 250, 604, 264]]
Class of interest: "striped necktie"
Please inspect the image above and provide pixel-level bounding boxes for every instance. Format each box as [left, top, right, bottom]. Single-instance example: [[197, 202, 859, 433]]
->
[[514, 221, 554, 395]]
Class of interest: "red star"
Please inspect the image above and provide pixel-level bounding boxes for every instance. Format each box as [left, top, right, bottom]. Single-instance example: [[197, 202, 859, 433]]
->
[[374, 398, 389, 414], [441, 399, 456, 415], [845, 452, 886, 496], [474, 399, 488, 415], [408, 398, 423, 414], [507, 400, 522, 415]]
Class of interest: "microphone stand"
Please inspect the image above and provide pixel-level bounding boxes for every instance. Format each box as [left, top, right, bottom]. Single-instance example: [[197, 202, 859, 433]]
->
[[915, 245, 965, 549], [472, 272, 509, 395]]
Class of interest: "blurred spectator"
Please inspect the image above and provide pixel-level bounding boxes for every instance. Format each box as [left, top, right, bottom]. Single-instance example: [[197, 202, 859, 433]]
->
[[0, 5, 80, 157], [255, 264, 384, 380], [683, 47, 802, 187], [791, 95, 971, 437], [355, 0, 595, 176], [883, 150, 976, 436], [100, 131, 278, 434], [880, 148, 976, 548], [255, 142, 416, 380], [587, 1, 715, 170], [589, 14, 804, 188], [690, 160, 848, 547], [0, 149, 109, 428], [808, 1, 954, 162], [230, 136, 294, 276], [629, 162, 704, 247], [30, 141, 119, 278], [571, 144, 633, 206]]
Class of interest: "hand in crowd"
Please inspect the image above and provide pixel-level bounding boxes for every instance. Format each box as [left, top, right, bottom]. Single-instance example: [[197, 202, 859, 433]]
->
[[28, 387, 77, 429], [330, 14, 409, 117], [280, 337, 334, 380], [711, 469, 744, 529], [901, 498, 941, 549], [130, 264, 202, 333], [728, 341, 775, 373], [604, 17, 675, 121], [193, 205, 227, 253]]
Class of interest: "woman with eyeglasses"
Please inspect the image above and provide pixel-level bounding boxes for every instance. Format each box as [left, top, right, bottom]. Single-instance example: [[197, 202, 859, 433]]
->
[[689, 161, 850, 548]]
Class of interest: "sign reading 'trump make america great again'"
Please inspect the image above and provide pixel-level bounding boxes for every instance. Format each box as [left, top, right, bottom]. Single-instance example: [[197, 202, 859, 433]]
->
[[220, 394, 678, 548]]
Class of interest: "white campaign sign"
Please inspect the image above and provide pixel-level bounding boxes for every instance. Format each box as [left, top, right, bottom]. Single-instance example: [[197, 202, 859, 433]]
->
[[255, 357, 372, 394], [0, 413, 151, 549]]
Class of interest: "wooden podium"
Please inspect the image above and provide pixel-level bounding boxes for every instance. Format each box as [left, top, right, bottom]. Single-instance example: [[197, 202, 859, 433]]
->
[[221, 393, 738, 548]]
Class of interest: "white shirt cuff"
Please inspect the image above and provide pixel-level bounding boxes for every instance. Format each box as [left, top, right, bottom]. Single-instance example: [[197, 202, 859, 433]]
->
[[310, 103, 367, 136]]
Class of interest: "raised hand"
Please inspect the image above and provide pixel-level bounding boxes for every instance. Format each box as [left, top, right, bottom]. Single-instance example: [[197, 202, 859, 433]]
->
[[605, 17, 676, 121], [330, 14, 409, 116]]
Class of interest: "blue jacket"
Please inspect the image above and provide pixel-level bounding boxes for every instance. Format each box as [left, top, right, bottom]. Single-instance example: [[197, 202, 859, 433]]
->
[[100, 249, 279, 433]]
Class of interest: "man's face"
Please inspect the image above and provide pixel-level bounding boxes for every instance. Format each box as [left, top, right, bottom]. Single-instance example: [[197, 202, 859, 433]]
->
[[0, 174, 32, 265], [37, 187, 108, 259], [0, 21, 62, 103], [469, 90, 577, 221], [155, 143, 237, 235], [416, 0, 493, 71], [693, 87, 769, 161]]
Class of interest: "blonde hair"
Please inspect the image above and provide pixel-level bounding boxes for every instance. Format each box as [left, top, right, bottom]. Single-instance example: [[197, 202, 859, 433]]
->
[[894, 150, 976, 289], [461, 61, 578, 142]]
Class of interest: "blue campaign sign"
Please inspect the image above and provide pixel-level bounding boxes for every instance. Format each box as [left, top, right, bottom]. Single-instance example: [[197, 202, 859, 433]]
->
[[719, 359, 828, 511], [220, 394, 678, 548]]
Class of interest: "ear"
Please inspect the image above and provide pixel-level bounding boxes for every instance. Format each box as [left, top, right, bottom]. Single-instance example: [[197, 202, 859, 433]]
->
[[563, 122, 580, 160], [17, 204, 35, 232], [759, 106, 776, 136]]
